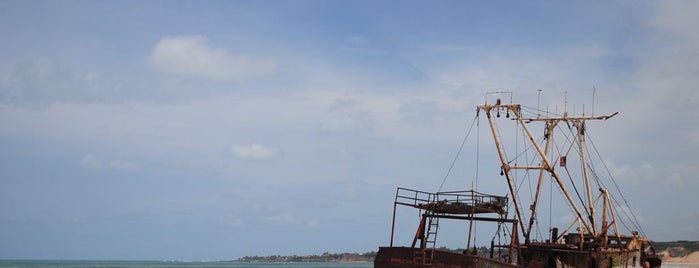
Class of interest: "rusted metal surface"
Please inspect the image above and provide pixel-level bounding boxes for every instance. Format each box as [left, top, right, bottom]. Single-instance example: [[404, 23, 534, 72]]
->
[[395, 188, 508, 215], [375, 247, 520, 268], [376, 241, 661, 268]]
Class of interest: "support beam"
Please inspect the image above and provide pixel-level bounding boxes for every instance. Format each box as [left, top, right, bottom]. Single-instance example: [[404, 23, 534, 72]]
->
[[481, 105, 527, 238], [575, 120, 597, 237], [526, 120, 556, 244]]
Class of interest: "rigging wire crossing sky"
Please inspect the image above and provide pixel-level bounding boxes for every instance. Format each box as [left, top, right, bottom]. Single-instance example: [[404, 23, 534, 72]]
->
[[1, 0, 698, 261]]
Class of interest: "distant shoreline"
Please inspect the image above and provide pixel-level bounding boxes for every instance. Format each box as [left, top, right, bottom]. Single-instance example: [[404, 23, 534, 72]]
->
[[237, 252, 376, 262], [661, 251, 699, 264], [655, 241, 699, 264]]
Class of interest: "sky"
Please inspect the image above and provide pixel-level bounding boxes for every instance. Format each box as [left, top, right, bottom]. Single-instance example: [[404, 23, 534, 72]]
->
[[1, 0, 698, 261]]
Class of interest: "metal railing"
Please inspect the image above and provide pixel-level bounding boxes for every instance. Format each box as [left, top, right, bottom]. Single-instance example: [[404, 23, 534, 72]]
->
[[394, 187, 508, 215]]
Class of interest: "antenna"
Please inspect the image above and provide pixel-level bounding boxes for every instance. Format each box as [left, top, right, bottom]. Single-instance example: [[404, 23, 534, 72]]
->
[[485, 91, 513, 105], [592, 86, 596, 117], [564, 91, 568, 117], [537, 89, 542, 118]]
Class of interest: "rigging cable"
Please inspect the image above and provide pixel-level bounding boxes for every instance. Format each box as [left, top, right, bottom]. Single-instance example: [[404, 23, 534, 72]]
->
[[437, 112, 479, 192], [473, 109, 481, 249], [583, 135, 643, 233], [586, 132, 647, 237], [476, 110, 480, 191], [514, 113, 519, 203], [556, 123, 592, 219], [586, 164, 637, 234], [548, 169, 553, 241], [549, 125, 590, 216], [551, 131, 592, 224], [507, 138, 539, 166]]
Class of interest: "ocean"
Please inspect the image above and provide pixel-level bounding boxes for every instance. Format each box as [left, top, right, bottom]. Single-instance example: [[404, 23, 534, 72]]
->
[[0, 260, 373, 268]]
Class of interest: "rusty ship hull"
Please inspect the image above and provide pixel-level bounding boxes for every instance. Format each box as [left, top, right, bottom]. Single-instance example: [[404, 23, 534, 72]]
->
[[375, 247, 519, 268]]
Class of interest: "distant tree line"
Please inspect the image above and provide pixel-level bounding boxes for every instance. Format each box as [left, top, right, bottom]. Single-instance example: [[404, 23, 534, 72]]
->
[[238, 251, 377, 262], [652, 240, 699, 257], [237, 246, 500, 262]]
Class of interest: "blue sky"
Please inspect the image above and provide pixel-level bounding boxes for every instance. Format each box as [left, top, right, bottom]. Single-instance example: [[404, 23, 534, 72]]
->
[[1, 0, 698, 261]]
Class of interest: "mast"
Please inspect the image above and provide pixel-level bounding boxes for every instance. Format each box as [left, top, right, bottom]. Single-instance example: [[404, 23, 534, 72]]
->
[[602, 189, 608, 248], [525, 120, 557, 243], [478, 97, 618, 243], [575, 120, 597, 237], [481, 103, 527, 237]]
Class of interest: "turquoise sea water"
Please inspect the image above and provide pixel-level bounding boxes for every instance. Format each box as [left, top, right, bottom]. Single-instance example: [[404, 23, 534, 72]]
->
[[0, 260, 373, 268]]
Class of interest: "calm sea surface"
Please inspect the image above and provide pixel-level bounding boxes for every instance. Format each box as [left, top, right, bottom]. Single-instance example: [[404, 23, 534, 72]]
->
[[0, 260, 373, 268]]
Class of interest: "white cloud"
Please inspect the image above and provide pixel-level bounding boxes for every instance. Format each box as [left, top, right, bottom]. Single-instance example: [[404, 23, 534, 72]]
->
[[607, 161, 654, 182], [215, 216, 246, 227], [588, 1, 699, 192], [663, 172, 683, 187], [605, 160, 686, 187], [80, 154, 98, 168], [262, 212, 320, 229], [305, 220, 320, 229], [81, 154, 138, 171], [108, 159, 138, 170], [321, 98, 375, 134], [400, 99, 439, 126], [0, 61, 121, 106], [232, 143, 278, 161], [150, 35, 276, 82], [263, 212, 296, 225], [423, 45, 610, 96], [652, 1, 699, 46]]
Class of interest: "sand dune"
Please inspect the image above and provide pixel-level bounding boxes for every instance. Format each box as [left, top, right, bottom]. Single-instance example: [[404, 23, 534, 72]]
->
[[685, 251, 699, 263], [663, 250, 699, 264]]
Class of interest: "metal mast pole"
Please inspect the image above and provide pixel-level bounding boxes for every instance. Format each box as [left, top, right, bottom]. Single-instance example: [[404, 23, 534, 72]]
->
[[605, 190, 623, 246], [602, 190, 609, 248], [480, 104, 527, 237], [575, 120, 597, 237], [525, 120, 557, 243]]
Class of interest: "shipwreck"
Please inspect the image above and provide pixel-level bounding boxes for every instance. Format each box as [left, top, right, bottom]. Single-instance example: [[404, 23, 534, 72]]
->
[[375, 92, 662, 268]]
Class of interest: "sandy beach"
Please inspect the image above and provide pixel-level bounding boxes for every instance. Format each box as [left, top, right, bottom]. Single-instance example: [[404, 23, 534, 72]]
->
[[663, 251, 699, 264]]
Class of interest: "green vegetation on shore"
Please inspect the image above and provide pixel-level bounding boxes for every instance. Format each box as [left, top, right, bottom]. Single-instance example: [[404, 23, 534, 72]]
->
[[653, 240, 699, 258], [654, 240, 699, 252], [238, 252, 376, 262]]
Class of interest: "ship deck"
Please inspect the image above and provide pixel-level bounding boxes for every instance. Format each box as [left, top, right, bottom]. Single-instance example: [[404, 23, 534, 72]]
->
[[395, 188, 508, 215]]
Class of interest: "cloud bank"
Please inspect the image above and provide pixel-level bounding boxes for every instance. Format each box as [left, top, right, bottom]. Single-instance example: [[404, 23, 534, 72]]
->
[[150, 35, 276, 82], [232, 143, 279, 161], [81, 154, 139, 171]]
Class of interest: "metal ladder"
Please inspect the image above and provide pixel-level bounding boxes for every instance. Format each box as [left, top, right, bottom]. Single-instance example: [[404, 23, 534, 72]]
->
[[425, 215, 439, 249], [421, 215, 440, 264]]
